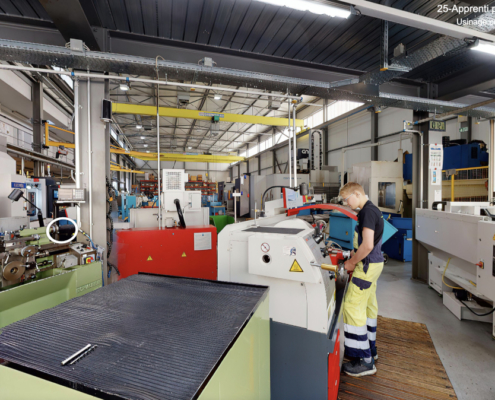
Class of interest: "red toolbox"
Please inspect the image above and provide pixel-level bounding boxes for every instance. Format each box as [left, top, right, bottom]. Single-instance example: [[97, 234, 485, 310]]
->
[[116, 226, 217, 280]]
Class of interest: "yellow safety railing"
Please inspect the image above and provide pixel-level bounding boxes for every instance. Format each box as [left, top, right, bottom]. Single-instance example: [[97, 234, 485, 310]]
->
[[442, 166, 488, 202], [44, 123, 245, 164]]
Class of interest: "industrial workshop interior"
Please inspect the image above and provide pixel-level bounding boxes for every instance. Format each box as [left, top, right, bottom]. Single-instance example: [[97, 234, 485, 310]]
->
[[1, 1, 495, 399]]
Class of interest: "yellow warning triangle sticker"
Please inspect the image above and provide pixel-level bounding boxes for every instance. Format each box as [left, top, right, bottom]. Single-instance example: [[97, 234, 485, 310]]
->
[[147, 256, 153, 261], [182, 252, 187, 257], [290, 259, 303, 273]]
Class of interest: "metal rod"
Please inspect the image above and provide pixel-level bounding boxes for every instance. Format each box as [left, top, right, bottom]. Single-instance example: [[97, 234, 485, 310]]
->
[[74, 79, 81, 228], [288, 99, 292, 188], [0, 65, 302, 101], [21, 157, 24, 175], [61, 344, 91, 366], [292, 104, 297, 188], [7, 148, 74, 170], [156, 82, 161, 229], [87, 76, 93, 238]]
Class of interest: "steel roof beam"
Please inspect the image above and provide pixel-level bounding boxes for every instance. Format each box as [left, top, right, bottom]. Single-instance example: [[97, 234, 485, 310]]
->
[[339, 0, 495, 42], [39, 0, 100, 51]]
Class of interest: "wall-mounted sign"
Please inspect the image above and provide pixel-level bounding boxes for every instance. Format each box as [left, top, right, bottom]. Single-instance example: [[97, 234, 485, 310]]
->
[[429, 120, 446, 132]]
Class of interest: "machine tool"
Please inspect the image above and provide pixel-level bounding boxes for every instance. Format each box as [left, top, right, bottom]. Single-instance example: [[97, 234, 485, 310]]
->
[[352, 161, 404, 215], [115, 169, 217, 280], [218, 202, 356, 400], [416, 202, 495, 338], [0, 217, 95, 290]]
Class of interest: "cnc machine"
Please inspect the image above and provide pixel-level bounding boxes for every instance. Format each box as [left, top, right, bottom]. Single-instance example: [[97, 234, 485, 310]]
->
[[219, 201, 356, 399]]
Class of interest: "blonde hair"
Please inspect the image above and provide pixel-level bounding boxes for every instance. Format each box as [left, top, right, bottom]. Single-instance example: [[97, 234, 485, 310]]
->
[[340, 182, 365, 197]]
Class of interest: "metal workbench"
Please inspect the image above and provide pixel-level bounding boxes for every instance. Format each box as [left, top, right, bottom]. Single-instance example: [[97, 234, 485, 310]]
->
[[0, 274, 269, 400]]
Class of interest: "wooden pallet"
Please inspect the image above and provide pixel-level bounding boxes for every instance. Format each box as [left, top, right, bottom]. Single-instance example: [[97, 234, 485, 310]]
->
[[338, 316, 457, 400]]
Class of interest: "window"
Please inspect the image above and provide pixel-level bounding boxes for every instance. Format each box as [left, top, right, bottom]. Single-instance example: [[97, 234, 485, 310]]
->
[[259, 140, 265, 152], [327, 101, 363, 121], [312, 110, 323, 127]]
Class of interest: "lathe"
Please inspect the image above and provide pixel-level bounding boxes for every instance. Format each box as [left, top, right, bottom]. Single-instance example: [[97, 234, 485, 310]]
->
[[219, 203, 356, 400], [0, 213, 102, 329]]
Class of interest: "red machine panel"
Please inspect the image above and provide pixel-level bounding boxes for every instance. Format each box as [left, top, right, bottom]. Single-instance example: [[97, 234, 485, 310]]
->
[[116, 226, 217, 280], [328, 330, 341, 400]]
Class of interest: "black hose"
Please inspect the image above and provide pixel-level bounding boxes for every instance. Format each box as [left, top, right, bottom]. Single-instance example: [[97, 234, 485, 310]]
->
[[261, 186, 293, 216], [460, 300, 495, 316], [174, 199, 186, 228]]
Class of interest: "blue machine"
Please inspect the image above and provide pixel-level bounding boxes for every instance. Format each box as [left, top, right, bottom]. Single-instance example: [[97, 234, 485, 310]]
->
[[403, 142, 488, 181], [325, 211, 398, 251], [120, 194, 137, 221], [443, 142, 488, 170], [381, 217, 413, 262], [209, 201, 225, 216], [327, 211, 357, 250]]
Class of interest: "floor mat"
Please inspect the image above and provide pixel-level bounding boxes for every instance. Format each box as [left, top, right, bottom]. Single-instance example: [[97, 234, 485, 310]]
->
[[339, 316, 458, 400]]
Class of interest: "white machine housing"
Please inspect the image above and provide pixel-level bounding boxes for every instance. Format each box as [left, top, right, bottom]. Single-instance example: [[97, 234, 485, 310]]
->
[[0, 136, 26, 218], [352, 161, 403, 215], [416, 202, 495, 337], [127, 169, 208, 228], [219, 214, 337, 334]]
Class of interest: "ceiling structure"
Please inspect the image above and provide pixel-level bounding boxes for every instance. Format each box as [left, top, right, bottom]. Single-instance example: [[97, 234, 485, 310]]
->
[[1, 0, 495, 154]]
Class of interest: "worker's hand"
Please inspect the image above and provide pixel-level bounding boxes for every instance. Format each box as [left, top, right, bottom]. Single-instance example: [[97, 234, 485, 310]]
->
[[344, 259, 356, 272], [350, 250, 355, 257]]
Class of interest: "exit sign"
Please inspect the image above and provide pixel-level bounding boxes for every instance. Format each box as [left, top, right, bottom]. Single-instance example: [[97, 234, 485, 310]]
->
[[429, 120, 446, 131]]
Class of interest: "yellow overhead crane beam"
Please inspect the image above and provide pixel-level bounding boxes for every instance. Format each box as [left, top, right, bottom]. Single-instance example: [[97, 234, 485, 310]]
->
[[110, 146, 244, 163], [44, 124, 245, 164], [110, 161, 145, 174], [111, 103, 305, 127]]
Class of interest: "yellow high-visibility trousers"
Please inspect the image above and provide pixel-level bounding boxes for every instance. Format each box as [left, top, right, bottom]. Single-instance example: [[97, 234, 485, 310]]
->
[[343, 231, 383, 358]]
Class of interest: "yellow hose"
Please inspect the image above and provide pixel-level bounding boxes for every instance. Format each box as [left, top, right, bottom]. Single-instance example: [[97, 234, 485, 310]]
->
[[442, 258, 463, 290]]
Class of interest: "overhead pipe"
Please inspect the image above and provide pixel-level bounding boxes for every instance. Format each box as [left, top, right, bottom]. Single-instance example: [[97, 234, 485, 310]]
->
[[287, 99, 292, 188], [74, 78, 81, 228], [87, 76, 93, 239], [8, 148, 75, 170], [156, 82, 161, 229], [292, 104, 297, 188], [0, 64, 302, 101]]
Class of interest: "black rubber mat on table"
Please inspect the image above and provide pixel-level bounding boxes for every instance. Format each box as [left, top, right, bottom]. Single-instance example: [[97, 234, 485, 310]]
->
[[0, 274, 268, 400]]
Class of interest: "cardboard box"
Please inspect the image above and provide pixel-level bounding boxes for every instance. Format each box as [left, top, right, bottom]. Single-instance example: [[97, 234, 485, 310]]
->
[[190, 176, 197, 182], [144, 173, 149, 180]]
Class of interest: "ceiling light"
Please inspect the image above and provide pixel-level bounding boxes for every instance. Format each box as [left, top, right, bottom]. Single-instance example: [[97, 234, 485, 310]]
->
[[214, 94, 222, 100], [143, 144, 148, 147], [188, 146, 192, 149], [256, 0, 350, 19], [140, 136, 145, 139], [146, 150, 150, 153], [119, 77, 130, 91], [472, 40, 495, 55], [136, 124, 142, 129]]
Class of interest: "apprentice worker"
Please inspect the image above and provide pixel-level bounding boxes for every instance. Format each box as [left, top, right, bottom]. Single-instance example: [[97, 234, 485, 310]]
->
[[339, 182, 384, 377]]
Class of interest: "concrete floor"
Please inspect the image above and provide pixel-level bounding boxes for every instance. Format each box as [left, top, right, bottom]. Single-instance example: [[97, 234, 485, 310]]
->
[[377, 260, 494, 400]]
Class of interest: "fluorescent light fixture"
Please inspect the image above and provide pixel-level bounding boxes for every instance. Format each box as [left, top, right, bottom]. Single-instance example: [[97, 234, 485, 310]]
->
[[472, 40, 495, 55], [146, 150, 150, 153], [256, 0, 350, 18], [188, 146, 192, 149], [143, 144, 148, 147], [214, 94, 222, 100], [136, 124, 142, 129], [140, 136, 145, 139], [119, 83, 129, 91]]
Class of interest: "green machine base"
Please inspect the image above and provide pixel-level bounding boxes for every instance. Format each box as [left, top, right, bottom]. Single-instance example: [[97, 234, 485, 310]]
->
[[0, 262, 102, 329]]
